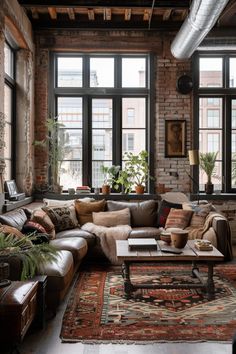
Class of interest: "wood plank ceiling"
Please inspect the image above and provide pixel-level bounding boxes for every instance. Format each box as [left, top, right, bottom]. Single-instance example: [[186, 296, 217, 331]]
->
[[18, 0, 236, 32]]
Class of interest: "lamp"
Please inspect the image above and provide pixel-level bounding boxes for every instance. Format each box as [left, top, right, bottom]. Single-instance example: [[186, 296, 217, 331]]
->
[[187, 150, 200, 204]]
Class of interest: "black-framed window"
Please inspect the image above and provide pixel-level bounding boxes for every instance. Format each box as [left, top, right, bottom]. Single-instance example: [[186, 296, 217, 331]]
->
[[4, 42, 15, 180], [51, 53, 154, 191], [194, 53, 236, 192]]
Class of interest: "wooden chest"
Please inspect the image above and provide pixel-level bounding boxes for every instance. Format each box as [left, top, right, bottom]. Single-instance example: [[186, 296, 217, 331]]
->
[[0, 281, 38, 344]]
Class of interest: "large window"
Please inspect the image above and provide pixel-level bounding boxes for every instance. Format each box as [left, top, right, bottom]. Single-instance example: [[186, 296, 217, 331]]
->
[[196, 54, 236, 192], [4, 42, 15, 180], [52, 54, 152, 190]]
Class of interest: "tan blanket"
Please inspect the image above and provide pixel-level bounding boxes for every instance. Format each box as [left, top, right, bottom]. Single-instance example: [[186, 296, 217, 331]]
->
[[185, 212, 219, 241], [81, 223, 132, 264]]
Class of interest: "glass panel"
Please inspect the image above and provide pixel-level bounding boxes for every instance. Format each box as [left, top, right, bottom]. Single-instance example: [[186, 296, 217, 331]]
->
[[59, 129, 82, 160], [199, 130, 222, 159], [90, 58, 114, 87], [199, 161, 222, 192], [4, 160, 11, 181], [92, 161, 112, 188], [199, 58, 222, 87], [4, 43, 13, 78], [232, 100, 236, 129], [92, 130, 112, 160], [122, 98, 146, 128], [230, 58, 236, 88], [92, 99, 112, 128], [57, 57, 82, 87], [122, 58, 146, 87], [122, 129, 145, 156], [4, 85, 12, 124], [58, 97, 82, 128], [59, 161, 82, 189], [4, 123, 11, 159], [232, 161, 236, 188], [199, 98, 222, 128]]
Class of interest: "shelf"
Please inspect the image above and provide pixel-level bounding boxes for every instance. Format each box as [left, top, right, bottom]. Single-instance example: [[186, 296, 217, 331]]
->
[[3, 197, 34, 212]]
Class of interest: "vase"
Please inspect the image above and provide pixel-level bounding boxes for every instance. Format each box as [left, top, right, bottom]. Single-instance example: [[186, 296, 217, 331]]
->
[[135, 185, 145, 194], [205, 182, 214, 194], [102, 185, 111, 195]]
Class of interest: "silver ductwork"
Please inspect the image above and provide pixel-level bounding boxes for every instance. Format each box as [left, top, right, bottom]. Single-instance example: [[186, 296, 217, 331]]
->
[[171, 0, 229, 59]]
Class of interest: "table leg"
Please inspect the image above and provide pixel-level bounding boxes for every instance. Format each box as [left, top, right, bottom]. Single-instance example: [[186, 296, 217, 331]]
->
[[191, 261, 199, 278], [122, 261, 133, 299], [206, 262, 215, 300]]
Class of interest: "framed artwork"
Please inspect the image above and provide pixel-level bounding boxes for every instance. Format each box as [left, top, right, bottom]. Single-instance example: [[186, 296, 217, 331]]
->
[[165, 120, 186, 157], [4, 180, 18, 197]]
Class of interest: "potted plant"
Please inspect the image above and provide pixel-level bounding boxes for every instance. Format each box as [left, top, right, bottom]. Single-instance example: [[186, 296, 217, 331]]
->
[[34, 116, 70, 193], [113, 169, 133, 194], [100, 165, 120, 194], [0, 232, 58, 284], [122, 150, 153, 194], [199, 151, 218, 194]]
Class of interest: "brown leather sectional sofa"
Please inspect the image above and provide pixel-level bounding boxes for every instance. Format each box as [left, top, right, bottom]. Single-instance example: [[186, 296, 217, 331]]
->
[[0, 199, 232, 312]]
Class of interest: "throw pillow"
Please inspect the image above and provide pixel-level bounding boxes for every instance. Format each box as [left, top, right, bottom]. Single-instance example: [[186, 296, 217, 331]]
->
[[93, 208, 131, 227], [157, 200, 182, 228], [31, 209, 56, 239], [42, 206, 78, 232], [43, 198, 75, 207], [22, 220, 47, 234], [165, 208, 193, 230], [107, 200, 158, 227], [182, 202, 215, 228], [75, 199, 106, 225]]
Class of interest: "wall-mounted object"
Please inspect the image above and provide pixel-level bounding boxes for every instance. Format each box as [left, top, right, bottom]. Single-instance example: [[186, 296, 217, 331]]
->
[[176, 74, 193, 94], [165, 120, 186, 158]]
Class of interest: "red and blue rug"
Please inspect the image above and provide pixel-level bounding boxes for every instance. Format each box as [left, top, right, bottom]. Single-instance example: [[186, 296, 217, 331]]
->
[[60, 263, 236, 343]]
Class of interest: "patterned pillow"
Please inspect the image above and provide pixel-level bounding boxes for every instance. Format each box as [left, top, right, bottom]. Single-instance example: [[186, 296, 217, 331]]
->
[[157, 200, 182, 227], [31, 209, 56, 239], [93, 208, 131, 227], [75, 199, 106, 225], [165, 208, 193, 230], [42, 206, 78, 232], [182, 202, 214, 228], [22, 220, 47, 234]]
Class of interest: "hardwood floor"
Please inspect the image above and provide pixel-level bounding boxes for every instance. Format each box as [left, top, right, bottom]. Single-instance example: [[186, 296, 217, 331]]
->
[[3, 252, 236, 354]]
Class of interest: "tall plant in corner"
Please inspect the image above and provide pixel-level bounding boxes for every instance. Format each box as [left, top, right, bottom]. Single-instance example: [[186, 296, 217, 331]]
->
[[34, 116, 70, 193]]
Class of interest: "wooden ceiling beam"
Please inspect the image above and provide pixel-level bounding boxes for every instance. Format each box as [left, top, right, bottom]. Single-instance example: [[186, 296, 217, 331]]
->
[[48, 7, 57, 19], [104, 8, 111, 21], [218, 0, 236, 25], [88, 9, 95, 20], [31, 7, 39, 19], [143, 9, 151, 21], [124, 9, 131, 21], [163, 9, 172, 21], [67, 8, 75, 20]]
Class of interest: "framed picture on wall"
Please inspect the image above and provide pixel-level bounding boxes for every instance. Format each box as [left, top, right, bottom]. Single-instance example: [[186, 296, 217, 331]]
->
[[165, 120, 186, 157]]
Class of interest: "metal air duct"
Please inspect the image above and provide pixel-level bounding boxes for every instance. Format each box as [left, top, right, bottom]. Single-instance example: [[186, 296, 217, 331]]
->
[[171, 0, 229, 59]]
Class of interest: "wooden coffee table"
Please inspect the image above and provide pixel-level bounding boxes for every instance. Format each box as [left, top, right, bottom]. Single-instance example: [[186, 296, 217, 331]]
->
[[116, 240, 224, 300]]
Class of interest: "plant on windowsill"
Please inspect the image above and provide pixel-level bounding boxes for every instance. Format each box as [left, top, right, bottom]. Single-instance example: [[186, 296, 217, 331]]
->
[[113, 169, 133, 194], [199, 151, 218, 194], [33, 116, 70, 194], [0, 232, 58, 286], [100, 165, 120, 194]]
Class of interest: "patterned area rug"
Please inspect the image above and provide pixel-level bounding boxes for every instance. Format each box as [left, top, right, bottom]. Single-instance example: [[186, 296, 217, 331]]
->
[[60, 263, 236, 343]]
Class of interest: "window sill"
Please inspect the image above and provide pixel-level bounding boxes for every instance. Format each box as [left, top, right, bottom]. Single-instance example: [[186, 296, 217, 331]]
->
[[34, 192, 159, 201], [190, 193, 236, 201], [3, 197, 34, 213]]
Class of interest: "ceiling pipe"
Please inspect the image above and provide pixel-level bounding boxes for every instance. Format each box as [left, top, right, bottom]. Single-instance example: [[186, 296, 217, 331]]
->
[[171, 0, 229, 59]]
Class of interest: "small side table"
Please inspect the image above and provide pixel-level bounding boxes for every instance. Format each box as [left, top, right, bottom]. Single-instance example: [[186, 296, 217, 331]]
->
[[0, 281, 38, 346], [32, 275, 47, 329]]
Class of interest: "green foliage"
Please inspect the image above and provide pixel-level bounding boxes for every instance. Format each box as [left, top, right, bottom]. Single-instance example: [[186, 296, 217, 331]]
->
[[0, 233, 58, 280], [113, 169, 133, 194], [100, 165, 120, 185], [199, 152, 218, 183], [123, 150, 153, 186]]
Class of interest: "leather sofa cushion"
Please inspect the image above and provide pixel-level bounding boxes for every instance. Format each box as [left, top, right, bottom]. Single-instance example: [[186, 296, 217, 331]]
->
[[50, 237, 88, 264], [107, 200, 157, 227], [75, 199, 106, 225], [56, 227, 96, 248], [0, 209, 27, 231], [93, 208, 131, 227], [37, 250, 73, 291], [130, 227, 162, 239]]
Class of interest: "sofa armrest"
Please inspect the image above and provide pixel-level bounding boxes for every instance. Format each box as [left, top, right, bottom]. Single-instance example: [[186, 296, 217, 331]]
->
[[211, 214, 233, 261]]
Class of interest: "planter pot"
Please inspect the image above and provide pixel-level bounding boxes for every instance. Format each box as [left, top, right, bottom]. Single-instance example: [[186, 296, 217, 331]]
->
[[205, 182, 214, 194], [135, 185, 145, 194], [102, 185, 111, 195]]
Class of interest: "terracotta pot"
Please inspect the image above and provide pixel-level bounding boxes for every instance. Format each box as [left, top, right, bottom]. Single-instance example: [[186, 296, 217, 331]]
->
[[135, 185, 145, 194], [102, 185, 111, 195], [205, 182, 214, 194], [171, 230, 188, 249]]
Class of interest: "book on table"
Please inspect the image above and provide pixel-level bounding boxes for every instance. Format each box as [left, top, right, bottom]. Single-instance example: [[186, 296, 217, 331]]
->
[[128, 238, 158, 250]]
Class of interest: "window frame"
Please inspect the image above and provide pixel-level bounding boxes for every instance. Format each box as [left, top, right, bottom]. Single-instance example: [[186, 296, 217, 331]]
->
[[50, 52, 154, 192]]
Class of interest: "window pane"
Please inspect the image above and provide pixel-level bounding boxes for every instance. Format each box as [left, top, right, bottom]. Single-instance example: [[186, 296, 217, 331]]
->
[[92, 161, 112, 188], [57, 57, 82, 87], [59, 129, 82, 160], [90, 58, 114, 87], [4, 160, 11, 181], [4, 85, 12, 124], [92, 99, 112, 128], [92, 130, 112, 160], [122, 98, 146, 128], [122, 129, 145, 155], [232, 100, 236, 129], [58, 97, 82, 128], [122, 58, 146, 87], [230, 58, 236, 88], [199, 58, 222, 87], [199, 131, 222, 159], [199, 98, 222, 128], [4, 43, 13, 78], [59, 161, 82, 189], [232, 100, 236, 188]]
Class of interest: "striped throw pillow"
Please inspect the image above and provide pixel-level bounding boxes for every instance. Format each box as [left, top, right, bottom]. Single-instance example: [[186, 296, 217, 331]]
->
[[165, 208, 193, 230]]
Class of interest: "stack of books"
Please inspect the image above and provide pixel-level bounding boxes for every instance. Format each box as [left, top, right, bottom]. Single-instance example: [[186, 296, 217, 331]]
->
[[76, 186, 91, 194], [194, 240, 213, 251]]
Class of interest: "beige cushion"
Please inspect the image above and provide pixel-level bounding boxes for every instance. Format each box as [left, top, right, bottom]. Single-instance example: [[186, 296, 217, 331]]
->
[[93, 208, 131, 227], [182, 202, 214, 228], [31, 209, 56, 239], [165, 208, 193, 230], [42, 206, 78, 232], [75, 199, 106, 225], [43, 197, 95, 207]]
